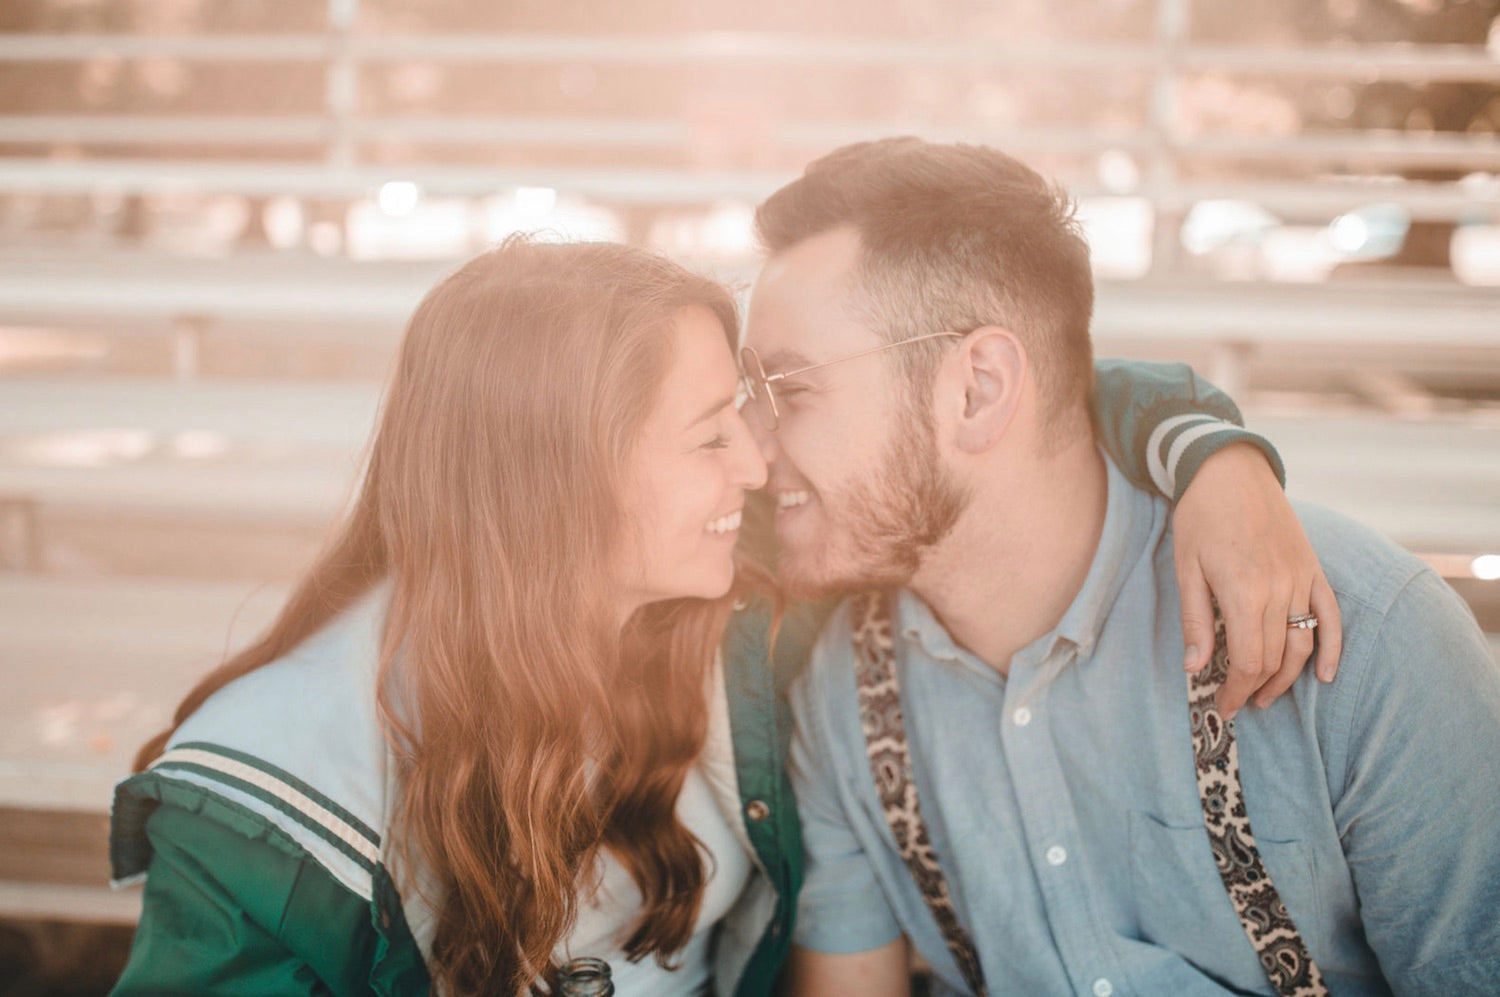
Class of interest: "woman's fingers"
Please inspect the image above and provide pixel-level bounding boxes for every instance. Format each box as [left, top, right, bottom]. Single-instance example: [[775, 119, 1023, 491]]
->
[[1215, 590, 1273, 719], [1310, 572, 1343, 683], [1177, 557, 1216, 674], [1253, 579, 1315, 710], [1221, 568, 1342, 715]]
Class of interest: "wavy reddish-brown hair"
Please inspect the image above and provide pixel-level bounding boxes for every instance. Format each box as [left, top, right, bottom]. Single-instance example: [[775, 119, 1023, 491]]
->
[[136, 237, 759, 994]]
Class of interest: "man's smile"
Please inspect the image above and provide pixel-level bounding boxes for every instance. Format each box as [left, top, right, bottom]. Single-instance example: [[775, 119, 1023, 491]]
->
[[775, 490, 811, 511]]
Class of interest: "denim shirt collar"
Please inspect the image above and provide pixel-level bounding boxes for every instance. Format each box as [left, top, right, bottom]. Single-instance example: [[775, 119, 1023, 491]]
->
[[897, 452, 1162, 675]]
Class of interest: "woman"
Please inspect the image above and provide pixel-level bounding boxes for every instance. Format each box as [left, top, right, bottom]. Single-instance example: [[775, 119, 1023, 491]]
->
[[109, 237, 1316, 996]]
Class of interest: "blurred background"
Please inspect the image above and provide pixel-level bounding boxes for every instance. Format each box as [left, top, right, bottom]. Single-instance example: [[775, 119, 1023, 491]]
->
[[0, 0, 1497, 991]]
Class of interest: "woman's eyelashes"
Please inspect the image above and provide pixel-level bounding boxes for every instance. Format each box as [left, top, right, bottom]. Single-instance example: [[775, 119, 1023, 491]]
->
[[698, 433, 732, 451]]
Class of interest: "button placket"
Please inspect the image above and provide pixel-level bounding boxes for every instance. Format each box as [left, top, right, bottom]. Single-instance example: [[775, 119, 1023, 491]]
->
[[1004, 650, 1117, 997]]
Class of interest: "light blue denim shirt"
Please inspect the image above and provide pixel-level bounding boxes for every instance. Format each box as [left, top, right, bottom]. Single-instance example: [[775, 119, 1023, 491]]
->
[[790, 455, 1500, 996]]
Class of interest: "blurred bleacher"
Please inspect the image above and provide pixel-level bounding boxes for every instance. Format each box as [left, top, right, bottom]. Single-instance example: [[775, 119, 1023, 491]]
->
[[0, 2, 1497, 983]]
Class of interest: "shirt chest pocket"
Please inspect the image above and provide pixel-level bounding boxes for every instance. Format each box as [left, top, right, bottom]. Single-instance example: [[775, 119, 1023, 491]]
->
[[1127, 809, 1323, 995]]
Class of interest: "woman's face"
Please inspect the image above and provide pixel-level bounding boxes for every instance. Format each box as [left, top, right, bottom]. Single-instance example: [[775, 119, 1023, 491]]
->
[[616, 305, 767, 616]]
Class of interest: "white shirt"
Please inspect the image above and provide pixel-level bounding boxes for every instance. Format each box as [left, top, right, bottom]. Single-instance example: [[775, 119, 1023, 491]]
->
[[558, 658, 755, 995]]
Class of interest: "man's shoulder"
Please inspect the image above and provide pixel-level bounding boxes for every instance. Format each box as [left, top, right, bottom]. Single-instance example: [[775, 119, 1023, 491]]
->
[[1293, 500, 1496, 734], [1294, 501, 1430, 618]]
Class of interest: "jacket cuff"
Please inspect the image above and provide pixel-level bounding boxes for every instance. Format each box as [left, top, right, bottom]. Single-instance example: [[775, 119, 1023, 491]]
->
[[1146, 415, 1286, 502]]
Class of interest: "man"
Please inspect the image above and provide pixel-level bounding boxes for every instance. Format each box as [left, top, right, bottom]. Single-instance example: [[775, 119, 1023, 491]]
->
[[740, 138, 1500, 994]]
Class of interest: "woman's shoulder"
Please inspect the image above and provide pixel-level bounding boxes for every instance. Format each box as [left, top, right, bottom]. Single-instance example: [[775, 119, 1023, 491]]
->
[[169, 585, 391, 787], [176, 585, 389, 750], [120, 586, 398, 904]]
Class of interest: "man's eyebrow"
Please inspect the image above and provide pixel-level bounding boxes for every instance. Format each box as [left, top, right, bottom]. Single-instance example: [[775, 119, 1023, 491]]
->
[[757, 349, 815, 375], [686, 396, 735, 429]]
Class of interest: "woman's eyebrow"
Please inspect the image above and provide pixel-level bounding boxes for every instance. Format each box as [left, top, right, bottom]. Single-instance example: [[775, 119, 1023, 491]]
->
[[685, 396, 735, 429]]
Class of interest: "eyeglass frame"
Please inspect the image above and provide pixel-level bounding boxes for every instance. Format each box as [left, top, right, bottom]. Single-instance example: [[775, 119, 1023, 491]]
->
[[739, 330, 965, 431]]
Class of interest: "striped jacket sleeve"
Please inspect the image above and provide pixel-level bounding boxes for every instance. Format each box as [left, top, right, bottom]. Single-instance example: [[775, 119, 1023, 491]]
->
[[1091, 358, 1285, 502], [111, 800, 379, 996], [109, 741, 428, 996]]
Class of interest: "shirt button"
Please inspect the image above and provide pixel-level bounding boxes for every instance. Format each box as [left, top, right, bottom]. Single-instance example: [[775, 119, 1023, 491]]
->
[[1092, 979, 1113, 997], [1012, 707, 1032, 727], [745, 799, 771, 822], [1045, 845, 1068, 866]]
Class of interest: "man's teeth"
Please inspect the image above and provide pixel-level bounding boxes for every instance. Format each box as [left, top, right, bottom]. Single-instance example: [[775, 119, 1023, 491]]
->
[[776, 490, 811, 510], [706, 510, 742, 534]]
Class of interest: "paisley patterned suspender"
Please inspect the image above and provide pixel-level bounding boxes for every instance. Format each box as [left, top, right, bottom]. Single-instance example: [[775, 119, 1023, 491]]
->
[[850, 590, 1328, 997], [850, 591, 988, 996], [1187, 610, 1328, 996]]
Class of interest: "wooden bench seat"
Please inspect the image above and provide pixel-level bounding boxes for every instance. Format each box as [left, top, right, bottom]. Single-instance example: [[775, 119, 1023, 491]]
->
[[0, 574, 288, 923], [1250, 413, 1500, 554], [0, 377, 380, 447]]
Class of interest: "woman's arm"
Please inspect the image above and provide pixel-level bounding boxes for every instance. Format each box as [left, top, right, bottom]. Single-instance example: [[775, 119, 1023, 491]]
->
[[1092, 359, 1283, 501], [1091, 359, 1341, 718], [112, 805, 383, 996]]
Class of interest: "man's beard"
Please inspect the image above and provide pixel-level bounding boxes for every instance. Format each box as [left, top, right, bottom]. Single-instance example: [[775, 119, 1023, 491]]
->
[[778, 404, 968, 599]]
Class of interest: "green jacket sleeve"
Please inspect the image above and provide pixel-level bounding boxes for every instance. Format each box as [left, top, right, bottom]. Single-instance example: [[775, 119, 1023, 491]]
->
[[1091, 358, 1285, 501], [112, 804, 379, 997]]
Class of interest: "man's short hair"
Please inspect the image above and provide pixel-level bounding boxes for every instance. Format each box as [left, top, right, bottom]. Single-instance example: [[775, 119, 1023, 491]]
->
[[755, 137, 1096, 443]]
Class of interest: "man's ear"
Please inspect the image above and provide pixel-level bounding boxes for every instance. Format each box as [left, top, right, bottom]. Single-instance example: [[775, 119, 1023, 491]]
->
[[952, 326, 1026, 454]]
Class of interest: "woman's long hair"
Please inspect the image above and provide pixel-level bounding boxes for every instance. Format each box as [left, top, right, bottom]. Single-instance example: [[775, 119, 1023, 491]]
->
[[135, 237, 756, 994]]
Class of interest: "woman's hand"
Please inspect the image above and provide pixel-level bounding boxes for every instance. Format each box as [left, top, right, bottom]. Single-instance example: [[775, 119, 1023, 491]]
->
[[1172, 442, 1342, 718]]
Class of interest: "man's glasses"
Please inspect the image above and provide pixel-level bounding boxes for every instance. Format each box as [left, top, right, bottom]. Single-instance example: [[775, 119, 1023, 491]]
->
[[739, 331, 964, 431]]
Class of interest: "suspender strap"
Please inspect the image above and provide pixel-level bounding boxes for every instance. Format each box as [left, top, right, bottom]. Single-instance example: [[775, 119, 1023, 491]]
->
[[1188, 610, 1328, 996], [852, 591, 1328, 997], [850, 591, 987, 996]]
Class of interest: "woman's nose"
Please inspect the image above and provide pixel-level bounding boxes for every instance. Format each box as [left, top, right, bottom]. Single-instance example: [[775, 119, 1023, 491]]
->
[[741, 401, 778, 468], [732, 412, 769, 489]]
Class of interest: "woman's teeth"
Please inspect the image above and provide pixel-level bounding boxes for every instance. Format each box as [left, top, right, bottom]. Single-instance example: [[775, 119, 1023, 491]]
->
[[776, 490, 810, 510], [706, 510, 743, 534]]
